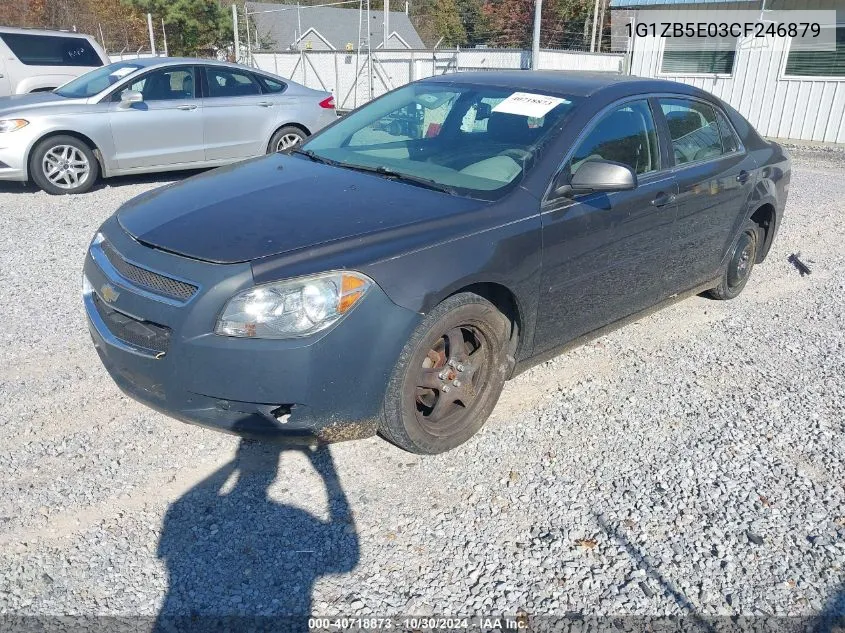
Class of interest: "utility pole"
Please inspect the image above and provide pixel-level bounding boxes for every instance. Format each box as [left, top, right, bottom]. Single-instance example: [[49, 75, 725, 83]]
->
[[161, 18, 168, 57], [233, 4, 240, 62], [147, 13, 156, 55], [383, 0, 389, 49], [590, 0, 600, 52], [531, 0, 543, 70], [367, 0, 373, 99]]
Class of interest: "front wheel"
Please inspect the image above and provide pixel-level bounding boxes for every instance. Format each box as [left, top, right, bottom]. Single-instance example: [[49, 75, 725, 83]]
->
[[29, 135, 99, 195], [268, 126, 307, 153], [380, 293, 511, 454], [707, 220, 760, 300]]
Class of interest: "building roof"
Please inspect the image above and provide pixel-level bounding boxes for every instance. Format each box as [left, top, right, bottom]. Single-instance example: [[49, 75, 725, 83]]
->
[[245, 3, 425, 51]]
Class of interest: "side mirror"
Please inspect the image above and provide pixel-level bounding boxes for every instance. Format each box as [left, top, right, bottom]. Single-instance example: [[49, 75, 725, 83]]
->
[[119, 89, 143, 108], [554, 159, 638, 197]]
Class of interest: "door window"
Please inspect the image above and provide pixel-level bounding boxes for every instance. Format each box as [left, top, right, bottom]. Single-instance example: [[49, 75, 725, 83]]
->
[[117, 67, 195, 102], [205, 67, 262, 98], [571, 100, 659, 175], [659, 98, 725, 165], [715, 109, 739, 153]]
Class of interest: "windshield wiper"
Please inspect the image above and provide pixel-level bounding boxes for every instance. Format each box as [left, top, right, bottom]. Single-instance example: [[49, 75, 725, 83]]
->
[[289, 148, 339, 166], [340, 163, 457, 195]]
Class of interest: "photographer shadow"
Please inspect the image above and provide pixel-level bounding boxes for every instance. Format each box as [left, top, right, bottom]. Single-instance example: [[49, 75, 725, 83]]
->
[[154, 439, 359, 632]]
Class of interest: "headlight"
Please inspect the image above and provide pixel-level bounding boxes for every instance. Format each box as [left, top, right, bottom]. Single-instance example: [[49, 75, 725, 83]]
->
[[0, 119, 29, 133], [215, 271, 373, 339]]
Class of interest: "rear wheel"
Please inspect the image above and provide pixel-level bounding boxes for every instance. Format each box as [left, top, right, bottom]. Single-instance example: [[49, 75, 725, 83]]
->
[[29, 135, 99, 195], [381, 293, 511, 454], [707, 220, 760, 300], [268, 126, 307, 153]]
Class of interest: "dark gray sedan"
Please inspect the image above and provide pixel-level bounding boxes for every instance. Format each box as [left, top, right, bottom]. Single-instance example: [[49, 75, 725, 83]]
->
[[83, 71, 790, 454]]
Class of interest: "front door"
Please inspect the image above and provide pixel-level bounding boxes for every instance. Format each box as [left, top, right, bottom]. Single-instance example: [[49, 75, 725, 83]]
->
[[201, 66, 269, 161], [534, 99, 678, 354], [657, 97, 758, 291], [108, 65, 204, 170]]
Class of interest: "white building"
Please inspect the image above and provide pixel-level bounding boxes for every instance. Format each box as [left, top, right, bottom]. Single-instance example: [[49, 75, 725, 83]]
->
[[612, 0, 845, 144]]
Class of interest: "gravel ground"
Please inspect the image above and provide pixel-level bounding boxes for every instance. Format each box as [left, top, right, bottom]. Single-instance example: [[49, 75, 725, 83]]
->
[[0, 153, 842, 623]]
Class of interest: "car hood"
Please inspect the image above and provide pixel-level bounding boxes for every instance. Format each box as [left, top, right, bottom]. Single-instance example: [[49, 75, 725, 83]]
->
[[0, 92, 89, 117], [117, 153, 483, 264]]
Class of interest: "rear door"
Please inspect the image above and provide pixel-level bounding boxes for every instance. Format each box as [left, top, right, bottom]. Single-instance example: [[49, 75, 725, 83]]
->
[[108, 65, 204, 170], [201, 66, 272, 160], [656, 97, 757, 291], [534, 98, 678, 354]]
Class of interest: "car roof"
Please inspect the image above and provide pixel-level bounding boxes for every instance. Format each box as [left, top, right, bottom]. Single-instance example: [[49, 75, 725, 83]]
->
[[423, 70, 702, 99], [0, 26, 96, 39], [125, 57, 274, 74]]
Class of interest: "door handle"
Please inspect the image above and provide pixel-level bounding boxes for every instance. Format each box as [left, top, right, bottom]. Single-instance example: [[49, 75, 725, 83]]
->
[[651, 192, 675, 207], [177, 104, 197, 111], [736, 170, 750, 183], [257, 101, 274, 107]]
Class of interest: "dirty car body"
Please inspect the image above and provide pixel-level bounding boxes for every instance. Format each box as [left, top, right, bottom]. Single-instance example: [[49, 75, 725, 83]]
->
[[83, 71, 790, 448]]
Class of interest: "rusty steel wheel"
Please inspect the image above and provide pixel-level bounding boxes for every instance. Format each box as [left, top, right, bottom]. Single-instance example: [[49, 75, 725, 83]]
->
[[381, 293, 511, 454]]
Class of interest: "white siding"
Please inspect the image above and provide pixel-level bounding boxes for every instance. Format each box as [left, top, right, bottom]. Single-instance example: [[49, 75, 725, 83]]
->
[[630, 33, 845, 144]]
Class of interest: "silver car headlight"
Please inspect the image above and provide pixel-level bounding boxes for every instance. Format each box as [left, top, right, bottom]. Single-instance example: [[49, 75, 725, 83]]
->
[[215, 271, 373, 339], [0, 119, 29, 133]]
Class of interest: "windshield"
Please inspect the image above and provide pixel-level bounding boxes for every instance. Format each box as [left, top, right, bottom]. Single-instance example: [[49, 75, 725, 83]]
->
[[302, 83, 580, 199], [54, 62, 142, 98]]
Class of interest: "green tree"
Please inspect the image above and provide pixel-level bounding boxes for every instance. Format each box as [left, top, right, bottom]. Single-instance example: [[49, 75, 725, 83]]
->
[[456, 0, 491, 47], [423, 0, 463, 47], [122, 0, 232, 56]]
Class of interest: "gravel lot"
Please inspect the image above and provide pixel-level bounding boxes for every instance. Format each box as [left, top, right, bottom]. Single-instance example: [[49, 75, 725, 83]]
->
[[0, 152, 843, 624]]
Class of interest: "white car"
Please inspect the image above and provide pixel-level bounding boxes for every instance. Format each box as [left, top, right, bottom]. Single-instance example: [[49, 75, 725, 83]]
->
[[0, 27, 109, 96]]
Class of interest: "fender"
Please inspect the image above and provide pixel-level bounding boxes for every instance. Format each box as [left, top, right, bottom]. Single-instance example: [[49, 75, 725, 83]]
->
[[15, 75, 77, 94]]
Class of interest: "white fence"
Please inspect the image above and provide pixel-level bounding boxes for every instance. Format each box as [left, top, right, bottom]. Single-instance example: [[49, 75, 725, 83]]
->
[[252, 48, 625, 111]]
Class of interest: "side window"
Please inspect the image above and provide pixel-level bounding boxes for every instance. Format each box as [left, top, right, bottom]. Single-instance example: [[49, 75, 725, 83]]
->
[[571, 100, 659, 175], [257, 75, 286, 94], [205, 68, 262, 98], [715, 109, 739, 153], [0, 33, 102, 67], [659, 98, 723, 165], [118, 67, 195, 102]]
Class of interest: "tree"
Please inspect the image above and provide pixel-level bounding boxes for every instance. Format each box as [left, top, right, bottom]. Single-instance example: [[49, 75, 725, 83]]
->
[[483, 0, 533, 48], [456, 0, 492, 47], [431, 0, 466, 47], [122, 0, 232, 56]]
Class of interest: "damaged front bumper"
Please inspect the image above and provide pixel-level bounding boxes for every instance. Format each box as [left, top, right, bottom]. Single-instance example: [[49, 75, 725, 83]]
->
[[83, 216, 421, 444]]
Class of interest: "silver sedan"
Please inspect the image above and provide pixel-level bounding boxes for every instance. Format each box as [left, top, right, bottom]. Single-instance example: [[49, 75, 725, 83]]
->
[[0, 58, 337, 194]]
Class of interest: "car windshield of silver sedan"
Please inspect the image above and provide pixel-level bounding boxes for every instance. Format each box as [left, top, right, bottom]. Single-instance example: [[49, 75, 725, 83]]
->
[[55, 62, 143, 98], [301, 83, 580, 198]]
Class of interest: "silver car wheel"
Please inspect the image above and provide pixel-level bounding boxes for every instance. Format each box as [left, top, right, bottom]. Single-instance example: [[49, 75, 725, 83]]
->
[[276, 133, 302, 152], [42, 145, 91, 190]]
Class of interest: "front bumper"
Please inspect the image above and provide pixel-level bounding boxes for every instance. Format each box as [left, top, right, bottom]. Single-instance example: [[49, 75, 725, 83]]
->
[[0, 141, 27, 182], [83, 216, 421, 443]]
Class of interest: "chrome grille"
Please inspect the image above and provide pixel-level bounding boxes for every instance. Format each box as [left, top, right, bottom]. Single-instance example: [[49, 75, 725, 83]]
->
[[101, 240, 197, 301], [92, 293, 171, 354]]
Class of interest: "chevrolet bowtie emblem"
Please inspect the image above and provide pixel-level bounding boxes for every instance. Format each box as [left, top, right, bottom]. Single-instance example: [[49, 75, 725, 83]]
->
[[100, 284, 120, 303]]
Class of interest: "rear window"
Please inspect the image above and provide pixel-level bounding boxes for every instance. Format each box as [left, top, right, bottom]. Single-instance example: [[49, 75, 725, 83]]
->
[[0, 33, 103, 67]]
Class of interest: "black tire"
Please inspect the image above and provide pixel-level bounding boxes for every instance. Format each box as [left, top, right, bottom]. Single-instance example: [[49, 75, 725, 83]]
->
[[380, 293, 511, 454], [707, 220, 760, 300], [29, 135, 99, 195], [268, 126, 307, 153]]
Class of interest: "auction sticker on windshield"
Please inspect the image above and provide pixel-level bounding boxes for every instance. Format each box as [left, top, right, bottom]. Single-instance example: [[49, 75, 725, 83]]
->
[[492, 92, 570, 118]]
